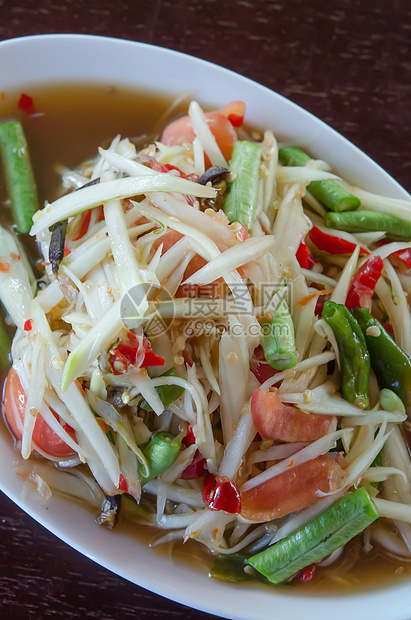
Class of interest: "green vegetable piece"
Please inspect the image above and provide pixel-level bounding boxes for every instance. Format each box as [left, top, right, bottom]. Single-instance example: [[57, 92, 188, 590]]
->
[[279, 146, 360, 212], [121, 495, 152, 522], [379, 388, 406, 414], [325, 210, 411, 241], [140, 368, 184, 412], [223, 140, 262, 231], [247, 488, 378, 584], [322, 301, 370, 408], [141, 431, 182, 485], [353, 307, 411, 407], [0, 315, 11, 372], [261, 285, 297, 370], [210, 554, 268, 584], [0, 120, 39, 233]]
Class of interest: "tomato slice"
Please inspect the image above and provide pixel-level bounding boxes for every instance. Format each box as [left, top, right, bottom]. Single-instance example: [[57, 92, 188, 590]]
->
[[251, 388, 335, 442], [241, 455, 346, 522], [3, 368, 75, 458], [160, 102, 245, 162]]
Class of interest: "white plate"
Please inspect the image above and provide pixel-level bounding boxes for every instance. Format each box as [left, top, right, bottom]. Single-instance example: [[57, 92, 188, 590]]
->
[[1, 34, 411, 620]]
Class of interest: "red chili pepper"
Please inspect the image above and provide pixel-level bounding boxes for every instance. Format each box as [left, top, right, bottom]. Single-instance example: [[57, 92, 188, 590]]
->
[[23, 319, 33, 332], [295, 563, 317, 582], [73, 209, 92, 241], [202, 474, 242, 513], [181, 450, 207, 479], [381, 322, 394, 334], [377, 239, 411, 272], [149, 159, 199, 182], [315, 298, 325, 316], [109, 333, 165, 374], [202, 473, 216, 505], [183, 423, 196, 447], [391, 248, 411, 271], [227, 112, 244, 128], [345, 255, 384, 310], [250, 345, 279, 384], [296, 240, 310, 269], [309, 226, 369, 256], [118, 474, 128, 492], [18, 93, 36, 115], [0, 262, 10, 273], [296, 239, 318, 270]]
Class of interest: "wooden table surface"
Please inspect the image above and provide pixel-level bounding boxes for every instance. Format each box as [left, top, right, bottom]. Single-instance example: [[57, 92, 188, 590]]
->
[[0, 1, 410, 618]]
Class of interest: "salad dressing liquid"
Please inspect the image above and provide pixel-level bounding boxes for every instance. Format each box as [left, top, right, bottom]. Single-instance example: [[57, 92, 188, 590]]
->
[[1, 83, 411, 594]]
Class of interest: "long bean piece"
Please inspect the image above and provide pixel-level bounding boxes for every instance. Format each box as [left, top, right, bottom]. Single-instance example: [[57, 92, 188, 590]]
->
[[279, 146, 360, 212], [322, 301, 370, 408], [0, 315, 11, 372], [325, 210, 411, 241], [354, 307, 411, 407], [0, 120, 39, 233], [261, 286, 297, 370], [223, 140, 262, 231], [247, 488, 378, 584]]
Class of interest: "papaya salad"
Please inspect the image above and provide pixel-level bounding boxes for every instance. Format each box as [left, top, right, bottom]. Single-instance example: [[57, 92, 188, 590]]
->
[[2, 98, 411, 587]]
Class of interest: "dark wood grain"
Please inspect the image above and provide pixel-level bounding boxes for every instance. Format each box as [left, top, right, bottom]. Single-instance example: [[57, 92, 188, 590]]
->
[[0, 1, 410, 618]]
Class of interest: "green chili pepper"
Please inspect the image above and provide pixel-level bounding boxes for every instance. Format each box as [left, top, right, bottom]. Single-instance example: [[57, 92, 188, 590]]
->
[[0, 120, 39, 233], [223, 140, 262, 231], [141, 431, 182, 485], [279, 146, 360, 212], [322, 301, 370, 408], [353, 307, 411, 407], [261, 284, 297, 370], [247, 488, 378, 584], [140, 368, 184, 412], [325, 210, 411, 241]]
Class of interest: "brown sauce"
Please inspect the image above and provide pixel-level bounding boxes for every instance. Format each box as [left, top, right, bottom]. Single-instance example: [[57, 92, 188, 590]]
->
[[1, 83, 411, 595]]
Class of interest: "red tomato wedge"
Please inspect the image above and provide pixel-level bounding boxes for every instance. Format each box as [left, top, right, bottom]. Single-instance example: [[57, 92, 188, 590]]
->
[[160, 102, 245, 162], [241, 455, 347, 522], [3, 368, 75, 457], [251, 388, 335, 442]]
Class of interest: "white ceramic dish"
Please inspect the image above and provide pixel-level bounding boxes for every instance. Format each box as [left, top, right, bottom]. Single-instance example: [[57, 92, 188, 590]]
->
[[1, 34, 411, 620]]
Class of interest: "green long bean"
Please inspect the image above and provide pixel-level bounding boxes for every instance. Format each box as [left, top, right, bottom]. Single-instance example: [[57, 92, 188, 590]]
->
[[353, 307, 411, 407], [0, 315, 11, 372], [322, 301, 370, 408], [325, 210, 411, 241], [223, 140, 262, 231], [0, 120, 39, 233], [247, 488, 378, 584], [279, 146, 360, 212], [261, 285, 297, 370]]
